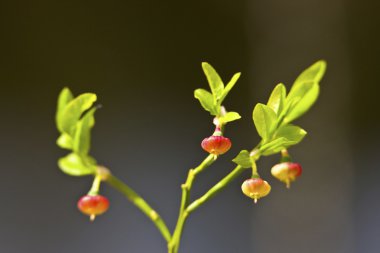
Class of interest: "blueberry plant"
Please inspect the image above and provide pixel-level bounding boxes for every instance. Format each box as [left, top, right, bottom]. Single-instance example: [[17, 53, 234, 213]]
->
[[55, 60, 326, 253]]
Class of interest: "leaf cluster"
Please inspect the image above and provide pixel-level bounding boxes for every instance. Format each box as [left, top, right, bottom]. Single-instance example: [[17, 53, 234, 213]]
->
[[233, 60, 326, 167], [194, 63, 242, 124], [55, 88, 98, 176]]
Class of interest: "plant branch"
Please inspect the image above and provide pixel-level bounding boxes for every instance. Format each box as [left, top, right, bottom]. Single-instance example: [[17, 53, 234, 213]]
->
[[186, 148, 261, 214], [186, 165, 247, 213], [105, 173, 172, 242], [168, 154, 217, 253]]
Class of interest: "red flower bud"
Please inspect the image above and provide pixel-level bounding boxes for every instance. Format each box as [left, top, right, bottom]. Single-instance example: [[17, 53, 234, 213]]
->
[[241, 178, 271, 203], [271, 162, 302, 188], [201, 135, 231, 155], [77, 194, 110, 221]]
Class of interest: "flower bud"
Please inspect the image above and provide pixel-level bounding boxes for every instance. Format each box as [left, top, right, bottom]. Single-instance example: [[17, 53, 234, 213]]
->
[[77, 194, 110, 221], [271, 162, 302, 188], [241, 178, 271, 203], [201, 135, 231, 155]]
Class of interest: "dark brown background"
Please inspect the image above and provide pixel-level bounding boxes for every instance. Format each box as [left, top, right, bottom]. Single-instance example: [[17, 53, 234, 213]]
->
[[0, 0, 379, 252]]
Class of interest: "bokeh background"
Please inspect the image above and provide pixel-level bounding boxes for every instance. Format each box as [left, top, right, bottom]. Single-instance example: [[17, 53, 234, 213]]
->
[[0, 0, 379, 252]]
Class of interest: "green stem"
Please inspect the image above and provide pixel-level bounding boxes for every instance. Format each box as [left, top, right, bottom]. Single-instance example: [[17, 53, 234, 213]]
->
[[105, 174, 172, 242], [186, 148, 261, 215], [88, 174, 102, 195], [186, 165, 247, 214], [168, 154, 216, 253]]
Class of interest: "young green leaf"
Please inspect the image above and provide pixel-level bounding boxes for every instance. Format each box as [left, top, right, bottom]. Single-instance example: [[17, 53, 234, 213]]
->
[[275, 124, 307, 144], [73, 108, 97, 155], [267, 83, 286, 115], [219, 111, 241, 124], [260, 137, 293, 156], [285, 60, 326, 122], [56, 88, 73, 132], [56, 133, 73, 150], [278, 97, 300, 123], [252, 103, 277, 141], [202, 62, 224, 100], [59, 93, 97, 136], [290, 60, 326, 91], [260, 125, 307, 155], [58, 153, 96, 176], [285, 83, 319, 123], [219, 72, 241, 104], [232, 150, 252, 168], [194, 89, 219, 115]]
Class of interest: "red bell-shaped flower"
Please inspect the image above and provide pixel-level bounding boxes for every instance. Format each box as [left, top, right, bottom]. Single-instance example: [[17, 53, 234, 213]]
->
[[271, 162, 302, 188], [201, 135, 231, 155], [77, 194, 110, 221]]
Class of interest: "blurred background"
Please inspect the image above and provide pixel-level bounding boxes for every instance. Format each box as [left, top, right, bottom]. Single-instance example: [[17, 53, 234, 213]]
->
[[0, 0, 379, 252]]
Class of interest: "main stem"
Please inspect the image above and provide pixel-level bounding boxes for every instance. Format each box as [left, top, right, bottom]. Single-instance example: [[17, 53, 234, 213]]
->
[[168, 154, 216, 253]]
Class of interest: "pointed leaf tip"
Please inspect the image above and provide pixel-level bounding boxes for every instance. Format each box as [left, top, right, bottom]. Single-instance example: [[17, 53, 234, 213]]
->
[[202, 62, 224, 100]]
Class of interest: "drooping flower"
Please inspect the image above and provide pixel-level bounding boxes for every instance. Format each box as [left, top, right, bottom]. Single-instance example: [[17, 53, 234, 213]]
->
[[241, 178, 271, 203], [271, 162, 302, 188], [77, 194, 110, 221], [201, 135, 232, 155]]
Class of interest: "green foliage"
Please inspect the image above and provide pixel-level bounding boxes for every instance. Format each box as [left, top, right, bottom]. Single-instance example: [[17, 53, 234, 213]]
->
[[218, 111, 241, 124], [252, 103, 277, 141], [55, 88, 98, 176], [202, 62, 224, 101], [252, 60, 326, 155], [194, 62, 241, 120], [58, 153, 96, 176], [194, 89, 219, 115], [56, 133, 73, 150], [56, 88, 73, 132], [275, 124, 307, 143], [58, 93, 97, 136], [73, 107, 97, 156], [259, 125, 307, 155], [219, 72, 241, 104], [284, 60, 326, 123], [232, 150, 252, 168], [267, 83, 286, 114]]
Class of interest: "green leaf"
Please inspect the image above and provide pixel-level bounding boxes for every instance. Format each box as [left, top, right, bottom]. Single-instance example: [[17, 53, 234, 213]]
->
[[267, 83, 286, 115], [219, 111, 241, 124], [252, 103, 277, 141], [290, 60, 326, 92], [275, 124, 307, 144], [232, 150, 252, 168], [260, 137, 293, 155], [73, 108, 97, 155], [202, 62, 224, 100], [58, 153, 96, 176], [285, 83, 319, 123], [56, 88, 73, 132], [219, 72, 241, 104], [59, 93, 97, 136], [285, 60, 326, 122], [260, 125, 307, 155], [56, 133, 73, 150], [279, 97, 300, 120], [194, 89, 219, 115]]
